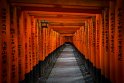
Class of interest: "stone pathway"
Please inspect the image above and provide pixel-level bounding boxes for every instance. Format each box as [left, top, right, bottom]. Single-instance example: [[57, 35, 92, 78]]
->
[[46, 44, 85, 83]]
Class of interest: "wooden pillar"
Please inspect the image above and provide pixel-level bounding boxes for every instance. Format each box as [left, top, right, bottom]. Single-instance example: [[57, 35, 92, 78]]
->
[[115, 0, 124, 82], [109, 1, 116, 82], [96, 14, 100, 69], [50, 29, 53, 52], [98, 13, 103, 76], [42, 27, 47, 58], [46, 28, 49, 56], [76, 30, 79, 50], [56, 32, 58, 48], [90, 19, 93, 62], [35, 19, 39, 64], [80, 26, 83, 54], [84, 21, 88, 59], [60, 35, 64, 46], [78, 30, 80, 51], [88, 19, 92, 61], [10, 6, 19, 83], [53, 31, 56, 50], [103, 8, 110, 78], [47, 28, 50, 54], [48, 28, 51, 53], [0, 0, 11, 83], [80, 28, 83, 53], [82, 26, 85, 54], [31, 16, 37, 67], [42, 28, 45, 58], [38, 20, 43, 61], [18, 10, 25, 81], [24, 13, 32, 74], [57, 33, 60, 47], [87, 20, 91, 60], [100, 11, 105, 76], [92, 17, 96, 67], [45, 28, 48, 57]]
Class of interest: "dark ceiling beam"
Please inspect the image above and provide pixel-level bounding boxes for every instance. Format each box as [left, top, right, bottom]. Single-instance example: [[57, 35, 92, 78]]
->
[[50, 26, 81, 30], [49, 23, 85, 26], [10, 1, 109, 7], [60, 34, 74, 36], [54, 31, 76, 34], [20, 6, 102, 14], [34, 15, 91, 19], [53, 29, 78, 31], [27, 11, 96, 16], [52, 27, 80, 33], [52, 27, 79, 30]]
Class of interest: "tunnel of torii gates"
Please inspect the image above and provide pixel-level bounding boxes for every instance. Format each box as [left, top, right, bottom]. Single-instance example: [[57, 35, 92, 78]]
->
[[0, 0, 124, 83]]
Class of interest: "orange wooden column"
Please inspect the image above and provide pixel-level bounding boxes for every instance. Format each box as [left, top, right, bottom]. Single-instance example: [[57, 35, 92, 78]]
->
[[60, 35, 64, 46], [83, 22, 87, 57], [89, 18, 95, 66], [81, 26, 84, 54], [47, 28, 50, 55], [56, 32, 58, 48], [58, 34, 60, 47], [91, 17, 96, 67], [109, 1, 116, 82], [78, 28, 81, 52], [24, 13, 32, 74], [115, 0, 124, 82], [87, 19, 92, 61], [52, 30, 55, 51], [52, 30, 56, 51], [100, 11, 105, 76], [103, 8, 110, 79], [57, 33, 60, 47], [50, 29, 53, 52], [79, 26, 83, 54], [10, 6, 19, 83], [35, 19, 39, 65], [54, 31, 57, 50], [18, 11, 25, 81], [49, 29, 52, 53], [0, 0, 11, 83], [87, 20, 90, 60], [42, 27, 45, 58], [73, 33, 76, 48], [76, 30, 79, 51], [79, 28, 81, 51], [51, 30, 54, 51], [31, 16, 37, 67], [95, 14, 100, 70], [40, 24, 45, 61], [58, 33, 60, 46], [38, 20, 44, 61], [76, 30, 79, 50], [81, 26, 85, 54], [55, 31, 57, 49], [99, 13, 103, 75], [0, 8, 1, 81], [53, 31, 56, 50], [73, 26, 86, 56], [45, 28, 48, 57], [79, 27, 83, 53], [42, 27, 47, 58], [88, 19, 93, 62]]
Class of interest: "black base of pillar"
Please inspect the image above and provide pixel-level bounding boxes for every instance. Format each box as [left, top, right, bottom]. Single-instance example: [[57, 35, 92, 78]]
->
[[19, 44, 67, 83], [19, 80, 25, 83], [72, 43, 112, 83]]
